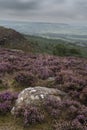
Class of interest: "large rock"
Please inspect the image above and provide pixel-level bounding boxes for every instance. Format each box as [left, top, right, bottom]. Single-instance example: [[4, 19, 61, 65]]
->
[[11, 86, 66, 115]]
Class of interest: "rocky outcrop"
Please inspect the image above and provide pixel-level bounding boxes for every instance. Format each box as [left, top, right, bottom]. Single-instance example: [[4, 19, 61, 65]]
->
[[11, 86, 66, 115]]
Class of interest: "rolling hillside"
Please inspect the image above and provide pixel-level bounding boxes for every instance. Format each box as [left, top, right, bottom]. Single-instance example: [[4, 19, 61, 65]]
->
[[0, 26, 32, 52], [0, 26, 87, 130], [0, 26, 87, 58]]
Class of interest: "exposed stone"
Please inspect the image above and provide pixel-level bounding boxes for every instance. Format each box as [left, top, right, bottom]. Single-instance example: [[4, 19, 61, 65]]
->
[[11, 49, 24, 53], [11, 86, 66, 115], [47, 77, 55, 82]]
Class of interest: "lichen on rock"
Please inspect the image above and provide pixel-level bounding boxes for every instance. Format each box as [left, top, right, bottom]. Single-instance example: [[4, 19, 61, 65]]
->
[[11, 86, 66, 115]]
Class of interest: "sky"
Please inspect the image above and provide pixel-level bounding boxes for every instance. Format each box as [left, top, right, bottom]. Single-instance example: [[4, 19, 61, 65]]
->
[[0, 0, 87, 23]]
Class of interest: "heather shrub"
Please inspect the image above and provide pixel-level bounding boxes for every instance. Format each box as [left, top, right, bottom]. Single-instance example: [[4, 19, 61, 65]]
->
[[72, 119, 86, 130], [0, 48, 87, 128], [55, 71, 86, 90], [14, 105, 45, 126], [80, 87, 87, 105], [68, 91, 80, 100], [44, 97, 87, 128], [52, 120, 85, 130], [37, 66, 54, 80], [0, 91, 18, 114], [0, 62, 13, 73], [0, 101, 12, 114], [15, 72, 37, 86]]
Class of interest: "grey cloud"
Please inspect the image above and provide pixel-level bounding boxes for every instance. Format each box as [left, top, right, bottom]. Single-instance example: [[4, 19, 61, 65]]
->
[[0, 0, 87, 23], [54, 0, 66, 4], [71, 0, 87, 19], [0, 0, 41, 10]]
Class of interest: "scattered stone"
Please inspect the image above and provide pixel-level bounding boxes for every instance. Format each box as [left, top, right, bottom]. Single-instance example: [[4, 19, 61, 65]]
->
[[47, 77, 55, 82]]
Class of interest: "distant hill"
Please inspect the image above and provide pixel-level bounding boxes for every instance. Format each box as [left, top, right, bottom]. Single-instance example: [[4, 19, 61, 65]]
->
[[0, 26, 25, 44], [0, 26, 87, 58], [1, 21, 87, 43], [0, 26, 32, 52], [25, 35, 87, 58]]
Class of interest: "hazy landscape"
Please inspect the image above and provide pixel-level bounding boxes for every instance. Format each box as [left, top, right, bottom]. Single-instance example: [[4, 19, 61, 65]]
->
[[0, 0, 87, 130], [1, 20, 87, 43], [0, 24, 86, 130]]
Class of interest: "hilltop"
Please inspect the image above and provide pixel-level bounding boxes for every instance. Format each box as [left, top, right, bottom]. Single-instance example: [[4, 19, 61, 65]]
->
[[0, 26, 32, 52], [0, 26, 87, 58]]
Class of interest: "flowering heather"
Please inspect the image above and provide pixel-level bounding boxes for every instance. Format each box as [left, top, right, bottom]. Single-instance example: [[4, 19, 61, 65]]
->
[[15, 72, 37, 86], [0, 62, 13, 73], [0, 101, 11, 114], [0, 48, 87, 128], [14, 105, 45, 126], [0, 91, 18, 114], [52, 120, 86, 130], [44, 97, 87, 129]]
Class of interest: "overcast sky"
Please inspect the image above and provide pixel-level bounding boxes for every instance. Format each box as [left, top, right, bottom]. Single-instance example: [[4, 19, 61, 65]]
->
[[0, 0, 87, 23]]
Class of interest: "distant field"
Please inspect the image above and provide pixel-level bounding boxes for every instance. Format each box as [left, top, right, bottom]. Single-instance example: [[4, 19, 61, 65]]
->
[[1, 21, 87, 42], [41, 33, 87, 43], [25, 35, 87, 58], [0, 25, 87, 58]]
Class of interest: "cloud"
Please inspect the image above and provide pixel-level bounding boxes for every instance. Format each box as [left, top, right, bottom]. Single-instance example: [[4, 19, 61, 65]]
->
[[0, 0, 87, 23], [0, 0, 41, 10]]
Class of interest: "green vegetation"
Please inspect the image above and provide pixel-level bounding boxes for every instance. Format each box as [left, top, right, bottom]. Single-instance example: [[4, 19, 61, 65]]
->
[[25, 35, 87, 58], [0, 27, 87, 130], [0, 26, 87, 58], [53, 44, 82, 57]]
